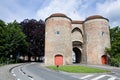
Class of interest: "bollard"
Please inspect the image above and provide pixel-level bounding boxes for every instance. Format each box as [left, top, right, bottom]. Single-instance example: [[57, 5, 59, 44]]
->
[[57, 65, 59, 68], [56, 65, 59, 71]]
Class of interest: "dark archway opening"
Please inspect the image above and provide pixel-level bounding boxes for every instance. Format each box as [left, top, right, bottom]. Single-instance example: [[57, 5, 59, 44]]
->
[[73, 47, 81, 63]]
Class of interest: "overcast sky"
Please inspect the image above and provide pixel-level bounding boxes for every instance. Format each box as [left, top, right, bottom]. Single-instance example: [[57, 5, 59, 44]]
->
[[0, 0, 120, 27]]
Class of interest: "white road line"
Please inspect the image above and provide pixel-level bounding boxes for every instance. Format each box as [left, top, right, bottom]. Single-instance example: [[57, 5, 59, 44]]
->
[[11, 71, 14, 74], [31, 63, 35, 64], [13, 73, 16, 77], [80, 74, 94, 79], [17, 78, 20, 80], [28, 77, 34, 80], [19, 68, 24, 75], [30, 78, 34, 80], [108, 76, 116, 80], [91, 75, 106, 80]]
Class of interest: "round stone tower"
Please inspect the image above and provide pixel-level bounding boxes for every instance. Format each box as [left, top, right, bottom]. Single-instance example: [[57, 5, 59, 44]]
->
[[83, 15, 110, 64], [45, 13, 72, 65]]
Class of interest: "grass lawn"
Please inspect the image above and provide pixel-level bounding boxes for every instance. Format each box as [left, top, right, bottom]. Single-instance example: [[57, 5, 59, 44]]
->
[[47, 65, 110, 73]]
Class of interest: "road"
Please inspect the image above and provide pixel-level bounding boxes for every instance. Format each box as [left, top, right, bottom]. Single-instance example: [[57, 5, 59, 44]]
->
[[11, 63, 120, 80], [11, 63, 80, 80]]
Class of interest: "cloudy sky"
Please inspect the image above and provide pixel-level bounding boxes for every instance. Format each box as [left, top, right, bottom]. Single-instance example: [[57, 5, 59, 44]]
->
[[0, 0, 120, 27]]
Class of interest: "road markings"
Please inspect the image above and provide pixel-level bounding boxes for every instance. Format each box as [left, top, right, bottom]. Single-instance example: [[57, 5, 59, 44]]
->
[[29, 78, 34, 80], [17, 78, 20, 80], [80, 74, 94, 79], [11, 71, 14, 74], [108, 76, 116, 80], [28, 76, 34, 80], [79, 74, 120, 80], [91, 75, 106, 80], [13, 73, 16, 77], [19, 67, 25, 75], [11, 65, 35, 80]]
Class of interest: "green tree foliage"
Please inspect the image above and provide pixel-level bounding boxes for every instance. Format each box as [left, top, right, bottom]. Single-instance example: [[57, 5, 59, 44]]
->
[[0, 20, 28, 63], [107, 26, 120, 67]]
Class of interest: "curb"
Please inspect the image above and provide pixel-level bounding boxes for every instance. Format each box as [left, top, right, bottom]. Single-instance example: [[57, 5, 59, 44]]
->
[[9, 63, 34, 80], [9, 63, 25, 73]]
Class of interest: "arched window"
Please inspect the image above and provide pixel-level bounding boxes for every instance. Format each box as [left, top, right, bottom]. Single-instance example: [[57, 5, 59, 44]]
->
[[72, 27, 83, 36]]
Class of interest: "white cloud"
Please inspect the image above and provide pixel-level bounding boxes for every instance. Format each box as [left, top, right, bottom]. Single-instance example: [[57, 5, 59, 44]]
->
[[0, 0, 40, 23], [96, 0, 120, 27], [1, 0, 119, 28], [35, 0, 84, 20], [35, 0, 107, 21]]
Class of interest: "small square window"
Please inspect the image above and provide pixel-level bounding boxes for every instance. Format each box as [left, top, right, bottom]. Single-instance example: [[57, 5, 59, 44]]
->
[[102, 31, 105, 36], [56, 31, 60, 34]]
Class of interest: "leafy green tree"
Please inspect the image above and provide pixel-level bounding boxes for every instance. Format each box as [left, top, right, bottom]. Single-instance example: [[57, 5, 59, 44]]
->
[[107, 26, 120, 67], [0, 20, 28, 63]]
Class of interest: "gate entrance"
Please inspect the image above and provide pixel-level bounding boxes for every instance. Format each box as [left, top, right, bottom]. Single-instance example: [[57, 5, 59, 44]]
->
[[73, 47, 81, 63]]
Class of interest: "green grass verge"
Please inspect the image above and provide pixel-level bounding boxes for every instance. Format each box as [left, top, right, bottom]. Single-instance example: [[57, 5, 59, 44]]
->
[[47, 65, 110, 73]]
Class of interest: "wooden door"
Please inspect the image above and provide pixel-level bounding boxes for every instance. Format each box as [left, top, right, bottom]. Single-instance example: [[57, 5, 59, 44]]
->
[[55, 55, 63, 65], [102, 55, 107, 64]]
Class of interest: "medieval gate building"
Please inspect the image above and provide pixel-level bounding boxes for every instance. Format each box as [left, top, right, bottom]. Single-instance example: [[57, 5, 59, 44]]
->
[[45, 13, 110, 65]]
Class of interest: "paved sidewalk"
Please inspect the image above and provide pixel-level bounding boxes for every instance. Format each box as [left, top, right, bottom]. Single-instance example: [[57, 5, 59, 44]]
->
[[0, 64, 22, 80]]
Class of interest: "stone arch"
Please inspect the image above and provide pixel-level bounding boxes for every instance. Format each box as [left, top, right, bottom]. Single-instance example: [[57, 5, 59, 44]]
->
[[54, 54, 63, 65], [101, 55, 107, 64], [72, 27, 83, 36], [73, 41, 83, 48], [72, 47, 82, 63]]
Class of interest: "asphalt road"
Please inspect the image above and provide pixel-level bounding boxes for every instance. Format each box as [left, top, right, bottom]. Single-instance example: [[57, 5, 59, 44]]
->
[[82, 64, 120, 78], [11, 63, 120, 80], [11, 63, 80, 80]]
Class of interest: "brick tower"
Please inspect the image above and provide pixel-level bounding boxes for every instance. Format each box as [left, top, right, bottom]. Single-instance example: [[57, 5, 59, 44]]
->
[[45, 13, 110, 65], [45, 13, 72, 65]]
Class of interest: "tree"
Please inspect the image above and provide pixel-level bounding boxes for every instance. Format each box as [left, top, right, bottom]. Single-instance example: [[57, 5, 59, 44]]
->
[[0, 20, 28, 63], [107, 26, 120, 67], [20, 19, 45, 61]]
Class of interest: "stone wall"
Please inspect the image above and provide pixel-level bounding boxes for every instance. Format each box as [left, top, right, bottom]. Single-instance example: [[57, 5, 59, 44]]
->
[[45, 14, 72, 65], [83, 18, 110, 64], [45, 13, 110, 65]]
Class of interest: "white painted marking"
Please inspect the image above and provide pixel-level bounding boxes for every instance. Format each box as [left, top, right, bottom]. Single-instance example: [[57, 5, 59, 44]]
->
[[28, 77, 34, 80], [30, 78, 34, 80], [108, 76, 116, 80], [17, 78, 20, 80], [11, 71, 14, 74], [31, 63, 35, 64], [19, 68, 21, 72], [91, 75, 106, 80], [19, 68, 24, 75], [13, 73, 16, 77], [80, 74, 94, 79]]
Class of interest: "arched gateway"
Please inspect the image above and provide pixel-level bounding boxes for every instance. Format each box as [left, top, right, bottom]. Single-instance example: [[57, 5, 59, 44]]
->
[[73, 47, 81, 63], [45, 13, 110, 65]]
